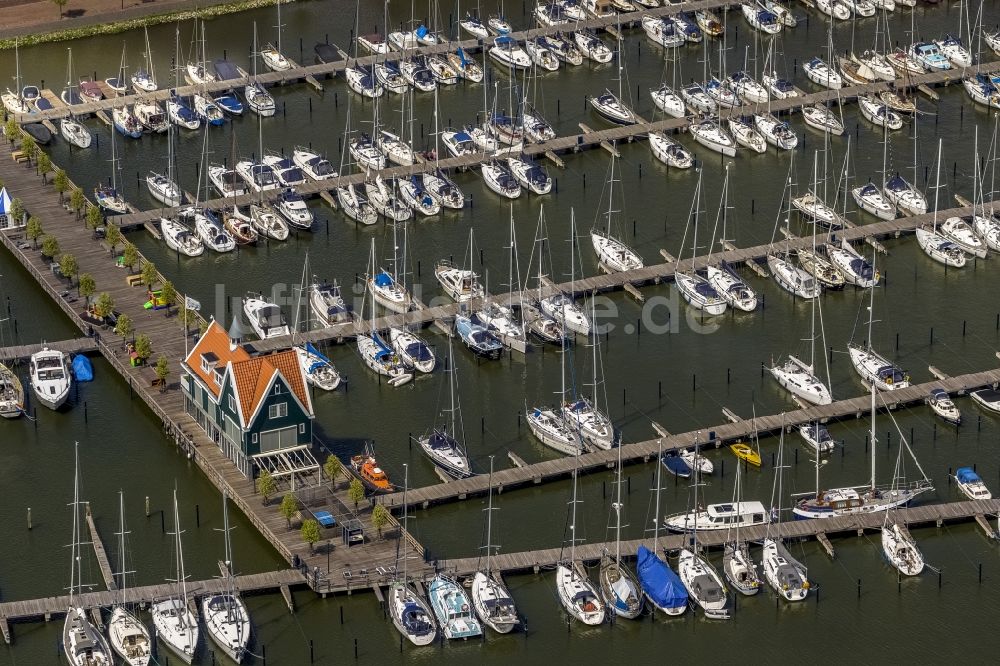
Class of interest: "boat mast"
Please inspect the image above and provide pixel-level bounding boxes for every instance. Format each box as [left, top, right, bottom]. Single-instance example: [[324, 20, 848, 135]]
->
[[401, 464, 409, 581], [484, 456, 496, 576], [447, 335, 457, 436], [116, 490, 130, 607], [174, 490, 189, 616], [68, 441, 80, 604], [144, 27, 155, 87], [931, 138, 942, 234], [613, 429, 623, 565], [275, 0, 283, 56], [653, 439, 662, 545], [866, 284, 877, 490]]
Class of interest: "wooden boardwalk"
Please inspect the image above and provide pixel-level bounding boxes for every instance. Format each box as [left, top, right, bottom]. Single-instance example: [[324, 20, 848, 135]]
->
[[438, 499, 1000, 576], [0, 152, 432, 598], [379, 366, 1000, 509], [0, 337, 97, 361], [249, 202, 976, 354]]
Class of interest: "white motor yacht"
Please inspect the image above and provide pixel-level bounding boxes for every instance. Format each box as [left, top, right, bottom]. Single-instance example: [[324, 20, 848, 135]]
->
[[665, 501, 769, 532], [29, 348, 71, 410], [939, 216, 987, 258], [242, 294, 290, 340]]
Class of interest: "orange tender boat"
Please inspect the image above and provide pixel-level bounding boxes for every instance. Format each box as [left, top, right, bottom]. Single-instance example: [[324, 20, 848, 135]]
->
[[351, 454, 392, 492]]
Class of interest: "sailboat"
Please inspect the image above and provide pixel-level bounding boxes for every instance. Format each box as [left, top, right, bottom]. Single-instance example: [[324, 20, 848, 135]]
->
[[107, 492, 152, 666], [539, 214, 591, 336], [676, 440, 729, 619], [591, 156, 643, 272], [707, 166, 758, 311], [827, 238, 878, 288], [184, 20, 216, 85], [793, 380, 933, 519], [598, 442, 643, 618], [471, 457, 520, 633], [147, 109, 183, 207], [675, 171, 727, 316], [261, 0, 291, 71], [95, 123, 128, 215], [555, 460, 605, 625], [246, 23, 277, 116], [59, 49, 93, 148], [2, 39, 30, 115], [527, 333, 583, 457], [359, 240, 413, 387], [880, 449, 925, 577], [762, 428, 810, 602], [563, 297, 614, 450], [367, 222, 413, 314], [0, 361, 24, 418], [847, 283, 910, 392], [63, 443, 114, 666], [723, 463, 762, 596], [387, 465, 437, 645], [202, 493, 251, 662], [417, 339, 473, 478], [131, 27, 157, 92], [151, 490, 199, 663], [475, 210, 527, 352], [436, 230, 484, 302]]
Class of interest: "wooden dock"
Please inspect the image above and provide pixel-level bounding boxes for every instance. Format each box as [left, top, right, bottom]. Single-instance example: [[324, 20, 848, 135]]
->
[[437, 499, 1000, 577], [85, 506, 117, 592], [378, 366, 1000, 509], [0, 337, 98, 361]]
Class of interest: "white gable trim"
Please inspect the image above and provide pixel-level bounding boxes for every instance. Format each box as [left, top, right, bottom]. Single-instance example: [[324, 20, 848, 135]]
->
[[245, 367, 312, 427]]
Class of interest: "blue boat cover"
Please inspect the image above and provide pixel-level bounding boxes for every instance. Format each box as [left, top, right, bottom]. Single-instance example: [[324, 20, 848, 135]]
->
[[305, 341, 332, 365], [72, 355, 94, 382], [636, 546, 687, 610], [661, 453, 691, 478], [495, 36, 514, 46], [371, 332, 393, 360], [374, 271, 394, 288], [416, 25, 428, 38], [454, 131, 473, 143], [457, 48, 470, 66], [956, 467, 981, 484]]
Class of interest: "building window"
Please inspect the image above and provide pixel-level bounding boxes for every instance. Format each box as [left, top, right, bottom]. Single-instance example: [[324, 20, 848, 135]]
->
[[228, 395, 235, 413], [252, 433, 258, 444], [299, 423, 305, 434], [268, 402, 288, 419], [274, 384, 283, 395], [200, 358, 211, 373], [213, 369, 223, 386]]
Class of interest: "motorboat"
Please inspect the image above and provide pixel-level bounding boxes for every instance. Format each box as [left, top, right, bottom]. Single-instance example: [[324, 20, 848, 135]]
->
[[827, 238, 878, 288], [435, 260, 484, 303], [635, 546, 687, 616], [853, 182, 895, 220], [78, 80, 103, 103], [424, 169, 465, 209], [336, 184, 378, 225], [661, 451, 692, 478], [883, 175, 927, 216], [356, 32, 389, 54], [262, 155, 307, 187], [527, 406, 582, 455], [213, 91, 243, 116], [803, 57, 842, 89], [388, 327, 435, 374], [540, 293, 590, 336], [481, 160, 522, 199], [677, 549, 728, 617], [504, 156, 550, 195], [349, 132, 386, 170], [641, 16, 685, 49], [858, 95, 902, 130], [681, 83, 716, 114], [112, 105, 143, 139], [755, 113, 798, 150], [293, 148, 337, 181], [728, 117, 767, 153], [927, 388, 961, 425], [769, 355, 832, 405], [428, 576, 481, 640], [166, 96, 201, 130], [209, 165, 247, 198], [398, 176, 441, 216], [649, 131, 693, 168], [242, 294, 290, 339], [935, 34, 972, 68], [762, 539, 809, 601], [797, 248, 845, 288], [344, 65, 383, 97], [727, 71, 769, 104], [741, 2, 782, 35], [134, 99, 168, 133], [0, 363, 24, 419], [970, 388, 1000, 414], [792, 191, 841, 227], [689, 117, 736, 156], [591, 230, 643, 272], [489, 36, 531, 71], [650, 84, 685, 118], [388, 582, 436, 645], [161, 217, 205, 257], [909, 42, 951, 71], [455, 315, 503, 359], [525, 39, 560, 71], [707, 263, 757, 311], [146, 171, 182, 207], [29, 348, 71, 410], [705, 77, 740, 109], [665, 501, 769, 533], [471, 571, 519, 633], [915, 227, 967, 268], [799, 422, 837, 455], [562, 397, 614, 450], [180, 207, 235, 252], [235, 160, 280, 194], [730, 442, 761, 467], [555, 565, 605, 625], [274, 189, 313, 229], [848, 343, 909, 391], [574, 30, 613, 63], [309, 281, 350, 326], [442, 129, 479, 158], [954, 467, 991, 500], [940, 216, 987, 258], [767, 254, 820, 298]]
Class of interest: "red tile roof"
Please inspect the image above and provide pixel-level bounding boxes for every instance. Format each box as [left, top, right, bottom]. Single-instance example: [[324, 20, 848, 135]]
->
[[183, 320, 250, 398]]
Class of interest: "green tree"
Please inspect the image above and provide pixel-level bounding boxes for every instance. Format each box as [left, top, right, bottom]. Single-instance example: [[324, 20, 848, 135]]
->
[[154, 354, 170, 391], [8, 198, 25, 228], [69, 188, 86, 219], [37, 151, 52, 183], [53, 168, 68, 201], [323, 454, 342, 488], [371, 504, 390, 539], [140, 260, 158, 289], [40, 234, 60, 259], [4, 118, 20, 144], [86, 203, 103, 231], [114, 313, 133, 343], [51, 0, 68, 18], [348, 478, 365, 512], [256, 469, 277, 505], [93, 292, 114, 319], [58, 253, 78, 284], [20, 134, 36, 164], [78, 273, 96, 304], [120, 240, 137, 268], [160, 280, 177, 310], [279, 493, 298, 528], [134, 333, 152, 362], [300, 519, 321, 553], [25, 216, 42, 247]]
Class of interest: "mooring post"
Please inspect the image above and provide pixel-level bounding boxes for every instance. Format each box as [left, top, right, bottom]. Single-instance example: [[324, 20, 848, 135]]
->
[[27, 507, 31, 530]]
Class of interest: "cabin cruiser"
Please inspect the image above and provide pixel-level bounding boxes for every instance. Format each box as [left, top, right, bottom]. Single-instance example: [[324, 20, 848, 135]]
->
[[435, 260, 484, 303], [309, 281, 350, 326], [242, 294, 290, 340], [664, 501, 769, 532], [489, 36, 531, 71], [29, 348, 71, 410], [799, 422, 837, 454], [293, 148, 338, 181]]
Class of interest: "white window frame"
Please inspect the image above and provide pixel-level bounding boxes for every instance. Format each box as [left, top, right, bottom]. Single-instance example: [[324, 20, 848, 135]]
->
[[268, 402, 288, 419]]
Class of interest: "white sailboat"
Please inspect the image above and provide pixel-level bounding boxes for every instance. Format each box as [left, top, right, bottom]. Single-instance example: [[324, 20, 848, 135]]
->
[[723, 463, 762, 596], [107, 492, 152, 666], [563, 298, 614, 451], [417, 338, 472, 479], [388, 465, 437, 645], [598, 441, 643, 619], [707, 168, 758, 311], [555, 460, 605, 625], [676, 172, 727, 315], [591, 156, 643, 272], [202, 493, 251, 662], [359, 240, 412, 387], [762, 428, 810, 602], [367, 224, 413, 314], [63, 443, 114, 666], [151, 490, 199, 664], [827, 238, 878, 288], [847, 284, 910, 392], [471, 458, 520, 633]]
